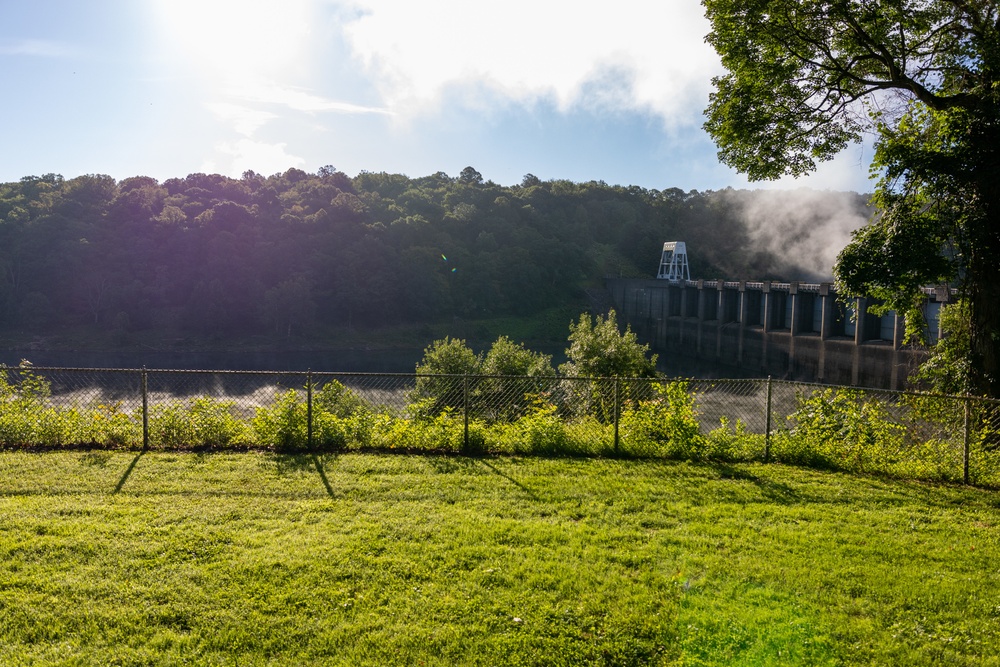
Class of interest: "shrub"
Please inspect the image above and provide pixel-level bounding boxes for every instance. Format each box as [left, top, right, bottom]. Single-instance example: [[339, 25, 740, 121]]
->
[[252, 389, 307, 452], [476, 338, 555, 423], [314, 379, 366, 418], [782, 388, 906, 473], [411, 338, 480, 416], [370, 410, 465, 453], [705, 416, 760, 461], [619, 381, 704, 458], [311, 412, 349, 449], [149, 396, 249, 449], [339, 412, 391, 450], [501, 404, 571, 455], [85, 401, 141, 448], [0, 367, 68, 447]]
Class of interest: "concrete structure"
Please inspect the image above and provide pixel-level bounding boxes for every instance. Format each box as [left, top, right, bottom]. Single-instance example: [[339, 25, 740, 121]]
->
[[606, 277, 954, 390]]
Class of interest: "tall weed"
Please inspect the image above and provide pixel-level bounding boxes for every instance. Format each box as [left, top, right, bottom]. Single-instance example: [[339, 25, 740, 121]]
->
[[620, 381, 704, 458]]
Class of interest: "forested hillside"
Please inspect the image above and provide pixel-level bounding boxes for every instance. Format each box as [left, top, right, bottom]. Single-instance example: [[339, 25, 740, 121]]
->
[[0, 167, 870, 340]]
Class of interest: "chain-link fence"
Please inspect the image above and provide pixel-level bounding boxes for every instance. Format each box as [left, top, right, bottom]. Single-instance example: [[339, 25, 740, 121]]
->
[[2, 364, 998, 485]]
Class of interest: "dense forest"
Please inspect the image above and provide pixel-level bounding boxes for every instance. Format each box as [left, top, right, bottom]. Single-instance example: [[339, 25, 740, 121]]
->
[[0, 167, 870, 341]]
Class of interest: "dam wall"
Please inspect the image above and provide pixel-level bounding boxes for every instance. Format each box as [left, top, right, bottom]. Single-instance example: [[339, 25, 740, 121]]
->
[[607, 278, 953, 390]]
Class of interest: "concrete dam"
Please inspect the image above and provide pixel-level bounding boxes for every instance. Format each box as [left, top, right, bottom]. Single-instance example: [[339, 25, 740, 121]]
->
[[606, 277, 953, 390]]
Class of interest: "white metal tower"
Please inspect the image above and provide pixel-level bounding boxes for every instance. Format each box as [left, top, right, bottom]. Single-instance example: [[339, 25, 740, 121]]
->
[[657, 241, 690, 282]]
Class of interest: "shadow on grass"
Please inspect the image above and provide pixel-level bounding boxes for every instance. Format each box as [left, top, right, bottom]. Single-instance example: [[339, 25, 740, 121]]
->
[[425, 454, 481, 474], [312, 453, 337, 500], [113, 451, 145, 494], [268, 452, 339, 500], [709, 462, 801, 504], [271, 453, 315, 475], [81, 451, 114, 468], [475, 458, 541, 501]]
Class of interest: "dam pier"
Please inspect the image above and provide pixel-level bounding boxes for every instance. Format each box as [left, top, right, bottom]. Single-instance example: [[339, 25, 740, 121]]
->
[[606, 277, 953, 390]]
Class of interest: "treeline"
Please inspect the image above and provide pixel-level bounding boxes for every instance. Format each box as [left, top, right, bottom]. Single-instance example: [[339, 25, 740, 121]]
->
[[0, 167, 870, 337]]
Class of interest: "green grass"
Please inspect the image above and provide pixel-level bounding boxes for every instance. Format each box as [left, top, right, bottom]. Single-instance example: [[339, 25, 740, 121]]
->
[[1, 452, 998, 666]]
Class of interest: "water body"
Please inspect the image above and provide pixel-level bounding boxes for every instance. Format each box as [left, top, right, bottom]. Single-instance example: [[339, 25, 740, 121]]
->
[[3, 345, 750, 379], [0, 348, 427, 373], [655, 354, 765, 380]]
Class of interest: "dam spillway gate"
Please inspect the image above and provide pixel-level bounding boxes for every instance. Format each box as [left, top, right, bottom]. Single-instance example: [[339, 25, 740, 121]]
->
[[606, 278, 954, 390]]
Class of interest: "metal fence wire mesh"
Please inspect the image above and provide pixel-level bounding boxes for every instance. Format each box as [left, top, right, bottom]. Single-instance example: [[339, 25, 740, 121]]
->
[[1, 365, 998, 485]]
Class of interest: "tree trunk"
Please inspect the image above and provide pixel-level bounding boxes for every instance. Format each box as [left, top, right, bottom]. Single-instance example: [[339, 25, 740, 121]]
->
[[969, 183, 1000, 399]]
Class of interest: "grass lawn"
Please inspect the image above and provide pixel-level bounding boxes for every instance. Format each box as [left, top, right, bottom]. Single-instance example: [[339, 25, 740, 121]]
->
[[1, 452, 998, 666]]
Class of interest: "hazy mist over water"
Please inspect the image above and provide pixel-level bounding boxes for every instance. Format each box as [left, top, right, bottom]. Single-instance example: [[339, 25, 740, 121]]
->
[[0, 349, 426, 373], [723, 189, 872, 281]]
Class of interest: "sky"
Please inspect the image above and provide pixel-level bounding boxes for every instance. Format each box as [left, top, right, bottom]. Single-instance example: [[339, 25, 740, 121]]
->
[[0, 0, 878, 192]]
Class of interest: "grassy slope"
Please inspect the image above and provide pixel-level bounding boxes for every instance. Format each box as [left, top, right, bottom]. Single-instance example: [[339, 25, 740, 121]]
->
[[0, 452, 998, 666]]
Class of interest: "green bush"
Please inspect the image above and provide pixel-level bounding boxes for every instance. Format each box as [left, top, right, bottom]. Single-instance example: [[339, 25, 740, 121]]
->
[[411, 338, 479, 416], [493, 404, 571, 455], [149, 397, 249, 449], [0, 367, 80, 447], [781, 388, 906, 473], [339, 411, 391, 450], [252, 389, 308, 451], [370, 410, 465, 453], [79, 401, 140, 448], [1, 363, 994, 489], [705, 416, 761, 461], [314, 379, 366, 418], [620, 381, 704, 459]]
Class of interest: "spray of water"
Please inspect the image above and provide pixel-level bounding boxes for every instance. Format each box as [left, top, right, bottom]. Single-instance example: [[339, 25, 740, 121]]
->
[[718, 189, 873, 281]]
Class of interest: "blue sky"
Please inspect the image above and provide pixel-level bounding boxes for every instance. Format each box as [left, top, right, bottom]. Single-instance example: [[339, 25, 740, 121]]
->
[[0, 0, 878, 192]]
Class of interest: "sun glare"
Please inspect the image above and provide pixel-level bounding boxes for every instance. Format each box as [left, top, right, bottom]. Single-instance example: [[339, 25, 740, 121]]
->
[[152, 0, 314, 84]]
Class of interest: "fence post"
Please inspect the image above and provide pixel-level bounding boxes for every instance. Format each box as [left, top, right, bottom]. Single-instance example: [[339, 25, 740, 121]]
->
[[963, 396, 971, 485], [463, 374, 470, 453], [613, 378, 620, 453], [307, 370, 314, 449], [141, 367, 149, 451], [764, 376, 772, 462]]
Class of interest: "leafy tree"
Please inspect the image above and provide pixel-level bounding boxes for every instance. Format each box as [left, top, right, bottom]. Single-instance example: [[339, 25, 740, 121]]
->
[[559, 310, 657, 423], [262, 275, 316, 338], [412, 337, 481, 415], [458, 166, 484, 185], [703, 0, 1000, 397], [478, 336, 555, 421], [415, 336, 481, 376], [0, 162, 886, 344], [911, 300, 973, 395], [521, 173, 542, 188], [314, 378, 366, 418], [560, 310, 657, 379], [481, 336, 554, 377]]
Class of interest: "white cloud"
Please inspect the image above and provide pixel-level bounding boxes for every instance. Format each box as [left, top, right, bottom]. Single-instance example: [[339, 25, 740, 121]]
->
[[153, 0, 314, 77], [210, 139, 306, 177], [0, 39, 75, 57], [338, 0, 721, 128], [740, 140, 878, 193], [228, 83, 394, 116], [205, 103, 278, 137], [154, 0, 392, 144]]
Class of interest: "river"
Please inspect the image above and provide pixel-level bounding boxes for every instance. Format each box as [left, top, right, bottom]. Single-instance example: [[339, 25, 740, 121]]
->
[[0, 348, 428, 373], [2, 345, 758, 379]]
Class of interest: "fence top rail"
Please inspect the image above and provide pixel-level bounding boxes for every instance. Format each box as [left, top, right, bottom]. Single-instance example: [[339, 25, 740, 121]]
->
[[1, 366, 421, 378], [769, 377, 1000, 405], [5, 365, 998, 404], [0, 366, 416, 380], [2, 365, 146, 374], [4, 366, 708, 384], [412, 373, 696, 382]]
